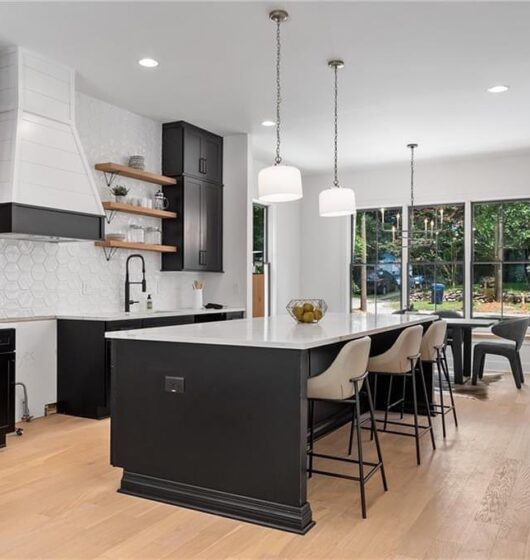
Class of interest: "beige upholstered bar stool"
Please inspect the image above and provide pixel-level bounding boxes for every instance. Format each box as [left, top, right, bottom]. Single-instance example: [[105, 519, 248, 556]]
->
[[307, 336, 387, 519], [420, 320, 458, 438], [367, 325, 436, 465]]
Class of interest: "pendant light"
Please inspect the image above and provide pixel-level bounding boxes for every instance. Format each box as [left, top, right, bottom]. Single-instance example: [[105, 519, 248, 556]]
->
[[258, 10, 303, 203], [319, 60, 356, 217]]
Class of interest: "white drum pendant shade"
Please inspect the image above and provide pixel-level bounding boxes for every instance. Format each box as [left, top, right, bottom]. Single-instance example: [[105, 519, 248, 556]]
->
[[319, 187, 356, 217], [258, 165, 303, 202]]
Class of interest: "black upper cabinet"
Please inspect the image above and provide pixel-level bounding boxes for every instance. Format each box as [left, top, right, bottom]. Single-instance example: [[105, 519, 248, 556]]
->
[[163, 121, 223, 184], [162, 120, 223, 272]]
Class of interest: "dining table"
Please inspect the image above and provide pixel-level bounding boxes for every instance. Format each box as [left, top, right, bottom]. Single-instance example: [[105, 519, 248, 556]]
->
[[444, 318, 498, 384]]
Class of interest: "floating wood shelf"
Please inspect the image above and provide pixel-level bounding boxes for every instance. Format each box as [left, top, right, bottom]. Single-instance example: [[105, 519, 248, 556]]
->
[[102, 201, 177, 223], [95, 163, 177, 187], [96, 240, 177, 261]]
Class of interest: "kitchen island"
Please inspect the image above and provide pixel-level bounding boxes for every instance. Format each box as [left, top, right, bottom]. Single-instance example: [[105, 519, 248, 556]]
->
[[107, 313, 435, 534]]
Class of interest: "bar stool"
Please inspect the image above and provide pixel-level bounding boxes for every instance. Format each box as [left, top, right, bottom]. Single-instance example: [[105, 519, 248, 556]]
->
[[367, 325, 435, 466], [420, 320, 458, 438], [307, 336, 387, 519]]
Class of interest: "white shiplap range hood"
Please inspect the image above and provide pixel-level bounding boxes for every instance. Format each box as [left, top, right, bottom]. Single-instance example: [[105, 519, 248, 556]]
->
[[0, 47, 104, 241]]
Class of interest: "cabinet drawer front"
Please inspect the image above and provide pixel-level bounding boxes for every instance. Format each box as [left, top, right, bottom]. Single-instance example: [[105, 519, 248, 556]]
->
[[105, 320, 144, 332], [142, 316, 194, 329]]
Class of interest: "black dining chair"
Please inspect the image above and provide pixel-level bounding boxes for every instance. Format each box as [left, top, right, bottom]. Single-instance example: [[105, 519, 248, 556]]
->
[[472, 317, 529, 389]]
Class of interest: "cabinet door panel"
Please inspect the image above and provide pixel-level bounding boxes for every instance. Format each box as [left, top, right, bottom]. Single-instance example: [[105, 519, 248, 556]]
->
[[183, 127, 202, 178], [183, 178, 203, 270], [0, 355, 11, 432], [202, 184, 223, 271], [202, 135, 223, 184]]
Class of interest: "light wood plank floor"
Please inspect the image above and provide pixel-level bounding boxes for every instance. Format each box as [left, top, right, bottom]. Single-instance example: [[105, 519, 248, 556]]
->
[[1, 373, 530, 559]]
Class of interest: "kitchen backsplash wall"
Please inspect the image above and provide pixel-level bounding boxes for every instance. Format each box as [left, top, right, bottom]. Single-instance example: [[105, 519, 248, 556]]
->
[[0, 93, 228, 319]]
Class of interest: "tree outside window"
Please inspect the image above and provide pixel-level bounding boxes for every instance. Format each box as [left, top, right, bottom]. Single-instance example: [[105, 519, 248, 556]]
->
[[473, 200, 530, 317], [352, 208, 402, 314]]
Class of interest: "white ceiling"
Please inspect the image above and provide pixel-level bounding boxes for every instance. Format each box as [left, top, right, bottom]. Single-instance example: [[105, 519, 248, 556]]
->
[[1, 1, 530, 173]]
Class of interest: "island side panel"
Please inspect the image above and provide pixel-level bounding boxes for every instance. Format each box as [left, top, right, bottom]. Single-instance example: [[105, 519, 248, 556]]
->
[[110, 339, 313, 533]]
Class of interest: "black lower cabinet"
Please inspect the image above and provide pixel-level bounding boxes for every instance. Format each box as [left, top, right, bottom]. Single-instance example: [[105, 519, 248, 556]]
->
[[0, 329, 16, 448], [57, 312, 243, 420]]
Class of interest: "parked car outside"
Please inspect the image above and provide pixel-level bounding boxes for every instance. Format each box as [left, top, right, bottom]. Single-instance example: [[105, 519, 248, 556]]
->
[[367, 269, 399, 295]]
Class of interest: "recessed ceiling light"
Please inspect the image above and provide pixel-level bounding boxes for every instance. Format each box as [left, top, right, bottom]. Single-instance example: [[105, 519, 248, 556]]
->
[[487, 85, 509, 93], [261, 120, 276, 127], [138, 58, 159, 68]]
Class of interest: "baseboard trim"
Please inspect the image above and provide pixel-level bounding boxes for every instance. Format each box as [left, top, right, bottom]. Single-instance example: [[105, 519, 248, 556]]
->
[[119, 471, 315, 535]]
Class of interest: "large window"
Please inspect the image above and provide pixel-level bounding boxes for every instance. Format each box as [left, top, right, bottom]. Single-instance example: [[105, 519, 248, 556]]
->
[[352, 208, 402, 314], [408, 204, 465, 315], [472, 199, 530, 317]]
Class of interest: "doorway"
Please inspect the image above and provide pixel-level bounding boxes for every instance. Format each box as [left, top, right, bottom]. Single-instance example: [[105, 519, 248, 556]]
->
[[252, 203, 270, 317]]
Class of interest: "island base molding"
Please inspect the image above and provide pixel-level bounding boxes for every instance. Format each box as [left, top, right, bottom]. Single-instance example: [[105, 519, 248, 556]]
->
[[119, 471, 315, 534]]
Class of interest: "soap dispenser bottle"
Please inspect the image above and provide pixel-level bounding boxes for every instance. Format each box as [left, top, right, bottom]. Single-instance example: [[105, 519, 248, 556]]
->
[[146, 294, 153, 311]]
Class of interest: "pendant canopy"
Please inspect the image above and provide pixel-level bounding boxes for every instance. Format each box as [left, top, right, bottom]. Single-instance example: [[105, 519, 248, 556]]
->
[[258, 9, 303, 203], [319, 59, 356, 217]]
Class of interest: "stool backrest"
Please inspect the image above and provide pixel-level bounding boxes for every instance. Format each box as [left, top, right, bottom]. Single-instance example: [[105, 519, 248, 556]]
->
[[393, 325, 424, 371], [492, 317, 529, 351], [420, 320, 447, 361], [308, 336, 371, 400]]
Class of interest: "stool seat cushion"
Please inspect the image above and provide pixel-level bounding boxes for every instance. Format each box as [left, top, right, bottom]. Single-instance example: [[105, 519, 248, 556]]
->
[[368, 325, 423, 374]]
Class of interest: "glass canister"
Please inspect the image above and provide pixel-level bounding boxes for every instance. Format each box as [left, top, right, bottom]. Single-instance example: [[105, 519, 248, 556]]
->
[[145, 226, 161, 245], [128, 224, 144, 243]]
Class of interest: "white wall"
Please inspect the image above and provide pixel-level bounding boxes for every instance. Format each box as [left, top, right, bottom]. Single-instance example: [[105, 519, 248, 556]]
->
[[300, 149, 530, 312]]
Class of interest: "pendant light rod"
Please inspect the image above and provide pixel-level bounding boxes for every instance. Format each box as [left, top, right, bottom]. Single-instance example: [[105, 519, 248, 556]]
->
[[407, 143, 418, 212], [270, 10, 288, 166], [329, 60, 344, 188]]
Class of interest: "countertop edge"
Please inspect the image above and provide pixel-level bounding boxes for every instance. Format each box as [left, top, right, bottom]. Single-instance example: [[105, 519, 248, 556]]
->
[[0, 308, 246, 324], [105, 315, 436, 349]]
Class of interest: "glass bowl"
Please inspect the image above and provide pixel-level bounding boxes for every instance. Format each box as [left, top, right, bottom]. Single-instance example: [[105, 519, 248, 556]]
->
[[286, 299, 328, 324]]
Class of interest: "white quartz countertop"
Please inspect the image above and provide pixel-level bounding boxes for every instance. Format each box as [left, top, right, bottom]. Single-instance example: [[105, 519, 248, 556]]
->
[[105, 312, 435, 350], [57, 307, 245, 322]]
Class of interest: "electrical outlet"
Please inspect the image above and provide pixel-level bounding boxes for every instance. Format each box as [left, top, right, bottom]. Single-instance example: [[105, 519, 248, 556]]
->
[[165, 376, 185, 394]]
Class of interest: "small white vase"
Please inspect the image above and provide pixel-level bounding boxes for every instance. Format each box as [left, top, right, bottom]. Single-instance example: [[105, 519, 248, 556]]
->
[[193, 289, 203, 310]]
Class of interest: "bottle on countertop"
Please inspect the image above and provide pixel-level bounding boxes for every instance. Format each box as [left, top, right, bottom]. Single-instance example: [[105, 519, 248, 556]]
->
[[146, 294, 153, 311]]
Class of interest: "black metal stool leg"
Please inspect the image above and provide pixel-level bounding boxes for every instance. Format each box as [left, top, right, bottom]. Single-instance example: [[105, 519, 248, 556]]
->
[[436, 353, 447, 438], [354, 383, 367, 519], [418, 360, 436, 451], [384, 375, 394, 431], [400, 376, 407, 419], [441, 353, 458, 428], [308, 399, 314, 478], [410, 362, 421, 465], [370, 374, 378, 441], [347, 400, 355, 456], [365, 381, 387, 492]]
